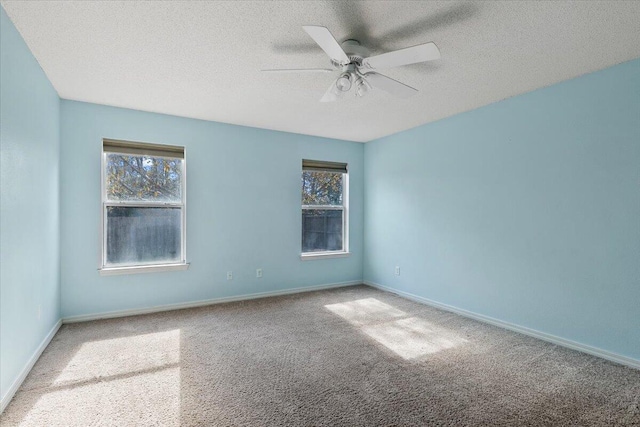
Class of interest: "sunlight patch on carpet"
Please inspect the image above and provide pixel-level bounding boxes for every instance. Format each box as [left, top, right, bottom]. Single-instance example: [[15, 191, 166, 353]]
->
[[21, 365, 181, 427], [54, 329, 181, 386], [326, 299, 467, 359], [6, 329, 185, 426], [324, 297, 406, 326]]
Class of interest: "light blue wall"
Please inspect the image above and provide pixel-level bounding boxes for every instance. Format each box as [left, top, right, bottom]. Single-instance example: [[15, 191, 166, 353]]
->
[[364, 59, 640, 360], [60, 100, 364, 318], [0, 8, 61, 400]]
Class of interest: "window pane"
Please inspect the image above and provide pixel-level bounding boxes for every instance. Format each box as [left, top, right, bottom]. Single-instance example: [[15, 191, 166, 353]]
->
[[302, 209, 343, 252], [302, 171, 343, 205], [105, 153, 182, 202], [106, 207, 181, 266]]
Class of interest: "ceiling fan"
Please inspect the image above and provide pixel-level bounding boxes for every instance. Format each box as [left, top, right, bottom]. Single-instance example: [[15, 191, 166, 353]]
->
[[262, 26, 440, 102]]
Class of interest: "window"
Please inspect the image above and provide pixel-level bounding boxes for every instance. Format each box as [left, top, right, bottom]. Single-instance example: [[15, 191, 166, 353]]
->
[[301, 159, 348, 258], [100, 139, 187, 274]]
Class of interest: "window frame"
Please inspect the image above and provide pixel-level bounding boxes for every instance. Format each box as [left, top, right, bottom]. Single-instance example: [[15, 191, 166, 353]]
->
[[99, 139, 188, 275], [300, 168, 349, 260]]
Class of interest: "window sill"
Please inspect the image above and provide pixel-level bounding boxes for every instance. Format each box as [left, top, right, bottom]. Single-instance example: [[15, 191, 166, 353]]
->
[[300, 252, 350, 261], [99, 263, 190, 276]]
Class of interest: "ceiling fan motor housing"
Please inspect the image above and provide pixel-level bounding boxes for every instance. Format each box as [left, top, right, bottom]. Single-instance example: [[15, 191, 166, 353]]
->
[[332, 39, 370, 68]]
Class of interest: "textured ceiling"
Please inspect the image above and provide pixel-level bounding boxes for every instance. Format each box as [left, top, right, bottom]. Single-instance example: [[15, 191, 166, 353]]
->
[[2, 1, 640, 142]]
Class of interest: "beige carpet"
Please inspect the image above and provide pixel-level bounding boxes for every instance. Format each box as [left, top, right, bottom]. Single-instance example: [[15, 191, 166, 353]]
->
[[1, 285, 639, 426]]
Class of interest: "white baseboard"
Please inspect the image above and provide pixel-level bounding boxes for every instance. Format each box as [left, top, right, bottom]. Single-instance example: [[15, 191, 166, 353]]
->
[[63, 280, 362, 323], [1, 319, 62, 414], [364, 280, 640, 370]]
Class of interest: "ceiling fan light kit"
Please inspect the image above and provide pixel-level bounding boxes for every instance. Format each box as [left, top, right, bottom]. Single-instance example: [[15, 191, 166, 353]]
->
[[355, 76, 371, 98], [262, 25, 441, 102], [336, 73, 352, 92]]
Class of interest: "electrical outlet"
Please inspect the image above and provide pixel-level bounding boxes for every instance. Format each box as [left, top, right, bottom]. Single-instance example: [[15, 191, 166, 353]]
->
[[394, 266, 400, 276], [227, 271, 233, 280], [256, 268, 263, 278]]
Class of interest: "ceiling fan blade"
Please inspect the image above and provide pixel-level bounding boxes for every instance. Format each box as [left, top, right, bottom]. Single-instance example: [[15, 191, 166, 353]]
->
[[303, 26, 350, 65], [261, 68, 334, 73], [362, 42, 440, 70], [320, 78, 347, 102], [365, 72, 418, 99]]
